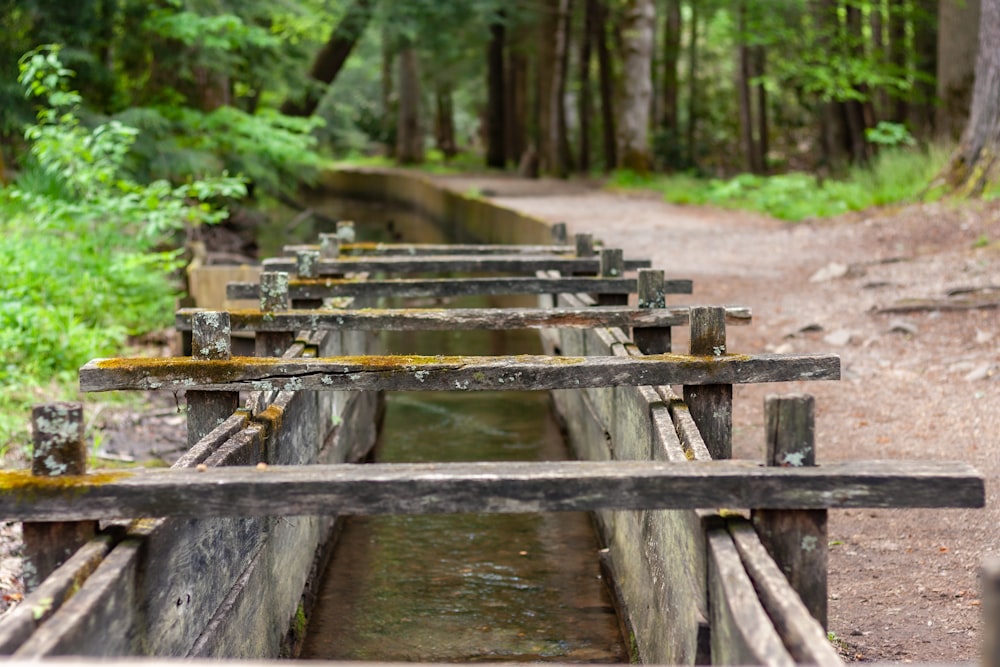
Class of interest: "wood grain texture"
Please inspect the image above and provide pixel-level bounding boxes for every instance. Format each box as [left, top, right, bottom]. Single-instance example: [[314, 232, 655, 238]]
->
[[728, 520, 843, 666], [261, 254, 651, 275], [707, 522, 795, 666], [226, 276, 694, 300], [177, 306, 751, 333], [684, 306, 732, 459], [985, 558, 1000, 667], [80, 351, 841, 393], [0, 459, 984, 521]]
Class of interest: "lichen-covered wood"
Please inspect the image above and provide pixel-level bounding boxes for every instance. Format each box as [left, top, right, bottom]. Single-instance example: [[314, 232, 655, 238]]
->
[[260, 254, 650, 275], [283, 242, 577, 256], [79, 351, 840, 393]]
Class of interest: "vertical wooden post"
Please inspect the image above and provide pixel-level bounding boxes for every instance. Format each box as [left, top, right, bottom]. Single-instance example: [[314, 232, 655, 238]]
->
[[574, 232, 595, 257], [336, 220, 356, 243], [984, 558, 1000, 667], [319, 233, 341, 259], [295, 250, 324, 309], [752, 394, 828, 630], [256, 271, 294, 357], [22, 402, 97, 592], [188, 311, 239, 447], [633, 268, 671, 354], [598, 248, 628, 305], [683, 306, 732, 459], [551, 222, 568, 244]]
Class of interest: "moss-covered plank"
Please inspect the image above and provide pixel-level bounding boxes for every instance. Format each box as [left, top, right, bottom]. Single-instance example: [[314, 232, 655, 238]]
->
[[260, 254, 651, 275], [79, 352, 840, 393]]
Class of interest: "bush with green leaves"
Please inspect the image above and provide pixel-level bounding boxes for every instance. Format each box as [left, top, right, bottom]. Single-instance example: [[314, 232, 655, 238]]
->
[[0, 46, 246, 455]]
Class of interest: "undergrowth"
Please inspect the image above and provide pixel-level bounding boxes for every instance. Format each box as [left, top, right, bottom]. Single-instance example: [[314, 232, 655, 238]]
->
[[609, 144, 952, 221]]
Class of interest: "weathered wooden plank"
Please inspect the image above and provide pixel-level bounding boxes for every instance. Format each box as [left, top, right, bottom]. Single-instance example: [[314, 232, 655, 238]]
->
[[283, 242, 578, 256], [176, 306, 752, 333], [260, 254, 651, 275], [684, 306, 732, 459], [79, 351, 841, 393], [227, 276, 694, 300], [985, 558, 1000, 667], [0, 459, 983, 521], [706, 521, 795, 666], [187, 313, 239, 448], [728, 520, 843, 667]]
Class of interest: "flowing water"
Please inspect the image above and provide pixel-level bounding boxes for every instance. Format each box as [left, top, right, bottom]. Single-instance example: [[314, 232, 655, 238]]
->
[[296, 203, 626, 662]]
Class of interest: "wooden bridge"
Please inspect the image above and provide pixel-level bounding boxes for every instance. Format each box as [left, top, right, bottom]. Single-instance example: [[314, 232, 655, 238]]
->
[[0, 217, 992, 666]]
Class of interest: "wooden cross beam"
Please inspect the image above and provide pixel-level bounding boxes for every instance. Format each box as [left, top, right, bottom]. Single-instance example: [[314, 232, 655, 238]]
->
[[174, 306, 752, 333], [260, 254, 652, 275], [0, 460, 983, 522], [282, 242, 579, 256], [79, 352, 840, 393], [226, 276, 693, 300]]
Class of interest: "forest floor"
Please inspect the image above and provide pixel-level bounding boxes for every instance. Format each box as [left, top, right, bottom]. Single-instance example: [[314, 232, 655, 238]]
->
[[1, 173, 997, 662], [434, 173, 1000, 663]]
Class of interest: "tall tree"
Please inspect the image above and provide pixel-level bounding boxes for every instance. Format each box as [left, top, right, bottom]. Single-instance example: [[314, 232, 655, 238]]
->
[[591, 0, 617, 170], [686, 0, 699, 167], [486, 14, 507, 168], [937, 0, 981, 139], [617, 0, 655, 171], [280, 0, 374, 117], [395, 44, 423, 164], [549, 0, 573, 177], [659, 0, 682, 168], [578, 0, 594, 172], [943, 0, 1000, 194]]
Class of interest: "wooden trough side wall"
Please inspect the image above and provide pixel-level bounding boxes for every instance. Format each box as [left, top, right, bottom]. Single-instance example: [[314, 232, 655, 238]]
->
[[315, 169, 552, 246]]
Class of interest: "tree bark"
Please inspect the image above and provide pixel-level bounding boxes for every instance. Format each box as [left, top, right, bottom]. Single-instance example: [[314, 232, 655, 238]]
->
[[434, 85, 456, 158], [888, 0, 909, 123], [944, 0, 1000, 194], [617, 0, 655, 172], [686, 0, 699, 168], [506, 36, 529, 165], [660, 0, 682, 141], [396, 45, 424, 165], [280, 0, 373, 117], [736, 2, 760, 173], [486, 15, 507, 168], [550, 0, 573, 177], [754, 44, 769, 173], [937, 0, 981, 140], [592, 0, 617, 170], [579, 0, 594, 173], [909, 0, 939, 138]]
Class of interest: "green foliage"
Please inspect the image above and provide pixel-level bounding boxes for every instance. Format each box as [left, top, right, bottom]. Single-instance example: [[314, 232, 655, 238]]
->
[[865, 122, 916, 148], [0, 48, 246, 456], [610, 144, 951, 221]]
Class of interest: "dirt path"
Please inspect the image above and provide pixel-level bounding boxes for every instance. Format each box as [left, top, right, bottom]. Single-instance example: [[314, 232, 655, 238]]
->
[[437, 174, 1000, 663]]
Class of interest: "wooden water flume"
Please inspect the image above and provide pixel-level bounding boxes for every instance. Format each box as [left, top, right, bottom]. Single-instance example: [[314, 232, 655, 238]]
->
[[0, 209, 989, 666]]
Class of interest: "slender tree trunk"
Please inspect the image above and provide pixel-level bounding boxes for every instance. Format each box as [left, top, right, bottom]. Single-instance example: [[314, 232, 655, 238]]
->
[[686, 0, 699, 168], [550, 0, 573, 177], [434, 86, 457, 158], [381, 31, 396, 157], [888, 0, 909, 123], [844, 3, 870, 163], [535, 0, 558, 172], [396, 46, 424, 165], [754, 44, 769, 173], [592, 0, 617, 170], [506, 40, 528, 164], [617, 0, 655, 172], [909, 0, 938, 138], [660, 0, 682, 168], [736, 2, 760, 173], [944, 0, 1000, 194], [280, 0, 373, 117], [486, 15, 507, 168], [579, 0, 594, 173], [936, 0, 979, 140]]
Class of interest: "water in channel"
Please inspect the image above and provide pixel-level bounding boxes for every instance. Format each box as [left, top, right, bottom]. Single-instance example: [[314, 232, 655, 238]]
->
[[300, 290, 627, 662]]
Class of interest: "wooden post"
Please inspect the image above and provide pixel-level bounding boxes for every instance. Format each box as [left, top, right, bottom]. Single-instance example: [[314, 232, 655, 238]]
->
[[336, 220, 356, 243], [683, 306, 732, 459], [633, 268, 671, 354], [295, 250, 324, 309], [188, 311, 239, 447], [752, 394, 828, 630], [984, 558, 1000, 667], [22, 402, 97, 592], [598, 248, 628, 306], [256, 272, 294, 357], [551, 222, 568, 244], [574, 232, 595, 257], [319, 233, 341, 259]]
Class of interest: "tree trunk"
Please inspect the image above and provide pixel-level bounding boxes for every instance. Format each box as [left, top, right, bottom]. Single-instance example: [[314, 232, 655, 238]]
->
[[844, 3, 870, 164], [579, 0, 594, 173], [280, 0, 373, 117], [660, 0, 682, 168], [486, 15, 507, 168], [550, 0, 573, 177], [535, 0, 558, 172], [434, 85, 457, 158], [686, 0, 699, 168], [506, 38, 529, 164], [888, 0, 909, 123], [909, 0, 939, 138], [944, 0, 1000, 194], [736, 2, 761, 173], [592, 0, 617, 170], [617, 0, 655, 172], [754, 44, 769, 173], [396, 46, 424, 165], [937, 0, 980, 140], [381, 30, 396, 157]]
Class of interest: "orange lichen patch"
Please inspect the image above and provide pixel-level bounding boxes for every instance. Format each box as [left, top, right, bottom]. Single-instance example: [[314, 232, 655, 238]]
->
[[0, 469, 131, 499], [288, 277, 362, 287], [253, 404, 285, 438], [342, 242, 380, 252]]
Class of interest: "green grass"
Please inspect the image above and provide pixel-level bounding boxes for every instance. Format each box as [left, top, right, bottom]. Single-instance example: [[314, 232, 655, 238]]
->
[[608, 144, 953, 221], [332, 149, 491, 176]]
